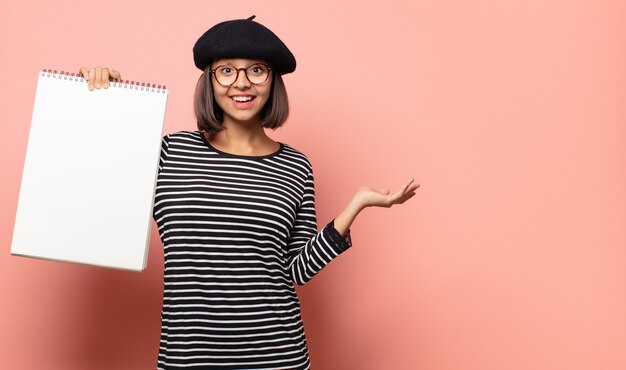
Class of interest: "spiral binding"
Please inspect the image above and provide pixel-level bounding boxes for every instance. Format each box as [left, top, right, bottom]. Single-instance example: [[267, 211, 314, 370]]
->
[[41, 69, 167, 94]]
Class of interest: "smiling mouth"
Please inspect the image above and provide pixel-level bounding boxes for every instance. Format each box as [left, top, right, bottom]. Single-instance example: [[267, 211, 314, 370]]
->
[[231, 96, 255, 102]]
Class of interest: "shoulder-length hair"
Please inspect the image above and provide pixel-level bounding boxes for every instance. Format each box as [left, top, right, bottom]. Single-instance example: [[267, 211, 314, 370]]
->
[[194, 65, 290, 135]]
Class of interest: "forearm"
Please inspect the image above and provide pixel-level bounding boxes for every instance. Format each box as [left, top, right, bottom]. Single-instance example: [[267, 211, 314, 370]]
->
[[332, 196, 364, 237]]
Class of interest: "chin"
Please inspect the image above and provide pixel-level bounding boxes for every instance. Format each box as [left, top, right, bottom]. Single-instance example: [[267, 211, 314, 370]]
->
[[225, 111, 262, 123]]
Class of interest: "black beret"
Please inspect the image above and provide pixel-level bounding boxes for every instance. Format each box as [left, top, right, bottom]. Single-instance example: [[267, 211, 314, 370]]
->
[[193, 15, 296, 75]]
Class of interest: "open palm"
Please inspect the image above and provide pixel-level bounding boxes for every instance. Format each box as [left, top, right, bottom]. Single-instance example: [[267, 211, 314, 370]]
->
[[356, 179, 420, 209]]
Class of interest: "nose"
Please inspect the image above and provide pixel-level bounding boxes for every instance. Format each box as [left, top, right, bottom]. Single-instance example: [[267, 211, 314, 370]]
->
[[232, 68, 251, 89]]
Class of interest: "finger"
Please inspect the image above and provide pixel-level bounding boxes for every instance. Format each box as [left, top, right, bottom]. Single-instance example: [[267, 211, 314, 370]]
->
[[395, 192, 416, 205], [400, 179, 413, 194], [79, 66, 89, 80], [398, 188, 417, 201], [401, 181, 420, 196], [88, 68, 96, 90], [95, 66, 103, 89], [407, 184, 420, 193], [392, 180, 413, 200], [102, 68, 110, 88], [109, 68, 122, 82], [388, 189, 405, 204]]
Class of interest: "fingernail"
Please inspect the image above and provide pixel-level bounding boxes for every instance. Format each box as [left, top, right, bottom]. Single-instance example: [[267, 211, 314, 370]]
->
[[96, 82, 101, 88], [89, 84, 94, 90], [103, 82, 109, 88]]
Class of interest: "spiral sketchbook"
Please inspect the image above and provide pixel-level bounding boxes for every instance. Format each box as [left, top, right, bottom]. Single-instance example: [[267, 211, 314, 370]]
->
[[10, 69, 168, 271]]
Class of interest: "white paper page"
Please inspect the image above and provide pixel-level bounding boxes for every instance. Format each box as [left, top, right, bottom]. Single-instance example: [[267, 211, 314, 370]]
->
[[11, 70, 168, 271]]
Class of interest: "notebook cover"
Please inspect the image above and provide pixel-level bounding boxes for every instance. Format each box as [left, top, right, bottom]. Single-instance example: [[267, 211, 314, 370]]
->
[[10, 69, 168, 271]]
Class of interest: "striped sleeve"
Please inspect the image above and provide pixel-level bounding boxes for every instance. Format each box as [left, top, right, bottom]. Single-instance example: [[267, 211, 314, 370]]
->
[[286, 165, 353, 286], [158, 134, 170, 175]]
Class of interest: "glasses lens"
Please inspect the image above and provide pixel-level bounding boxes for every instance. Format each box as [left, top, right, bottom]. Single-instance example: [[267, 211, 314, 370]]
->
[[246, 64, 269, 84], [214, 65, 237, 86]]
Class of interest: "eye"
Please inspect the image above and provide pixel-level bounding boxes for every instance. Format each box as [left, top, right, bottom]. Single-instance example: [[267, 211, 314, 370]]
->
[[248, 65, 266, 75], [219, 66, 234, 75]]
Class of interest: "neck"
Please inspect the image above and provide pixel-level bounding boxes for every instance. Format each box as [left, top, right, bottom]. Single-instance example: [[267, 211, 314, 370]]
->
[[210, 115, 269, 146]]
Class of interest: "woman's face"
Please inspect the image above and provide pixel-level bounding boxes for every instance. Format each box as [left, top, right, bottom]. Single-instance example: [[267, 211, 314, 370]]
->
[[210, 58, 272, 124]]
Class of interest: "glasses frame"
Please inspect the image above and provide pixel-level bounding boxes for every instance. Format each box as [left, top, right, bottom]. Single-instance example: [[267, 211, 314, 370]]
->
[[210, 63, 273, 87]]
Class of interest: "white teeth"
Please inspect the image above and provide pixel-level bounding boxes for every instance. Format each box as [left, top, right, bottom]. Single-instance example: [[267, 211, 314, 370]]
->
[[232, 96, 253, 102]]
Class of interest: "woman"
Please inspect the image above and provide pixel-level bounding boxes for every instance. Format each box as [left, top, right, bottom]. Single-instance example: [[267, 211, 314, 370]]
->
[[80, 15, 419, 370]]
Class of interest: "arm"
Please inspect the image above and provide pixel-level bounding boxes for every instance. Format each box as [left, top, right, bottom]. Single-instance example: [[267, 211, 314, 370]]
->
[[285, 167, 356, 286], [285, 167, 419, 286], [158, 135, 170, 175], [331, 196, 363, 238]]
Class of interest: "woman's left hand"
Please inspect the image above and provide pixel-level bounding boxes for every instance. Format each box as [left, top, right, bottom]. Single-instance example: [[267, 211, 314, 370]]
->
[[354, 178, 420, 209]]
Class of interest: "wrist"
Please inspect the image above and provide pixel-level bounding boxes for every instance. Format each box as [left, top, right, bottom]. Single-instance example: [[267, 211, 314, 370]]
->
[[349, 194, 366, 213]]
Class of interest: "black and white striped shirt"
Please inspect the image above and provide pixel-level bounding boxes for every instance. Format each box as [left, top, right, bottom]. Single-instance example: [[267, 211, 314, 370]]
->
[[152, 130, 353, 369]]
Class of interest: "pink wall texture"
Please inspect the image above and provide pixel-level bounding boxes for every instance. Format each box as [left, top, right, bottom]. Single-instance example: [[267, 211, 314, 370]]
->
[[2, 1, 626, 369]]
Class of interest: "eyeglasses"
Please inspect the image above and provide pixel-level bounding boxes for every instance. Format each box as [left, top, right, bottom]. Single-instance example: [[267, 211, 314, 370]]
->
[[210, 63, 272, 87]]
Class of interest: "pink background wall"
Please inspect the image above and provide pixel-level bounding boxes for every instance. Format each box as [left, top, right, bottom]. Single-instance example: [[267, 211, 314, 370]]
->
[[2, 1, 625, 369]]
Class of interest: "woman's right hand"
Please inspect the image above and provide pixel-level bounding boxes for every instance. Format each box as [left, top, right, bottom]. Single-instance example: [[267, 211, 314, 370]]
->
[[78, 66, 123, 91]]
